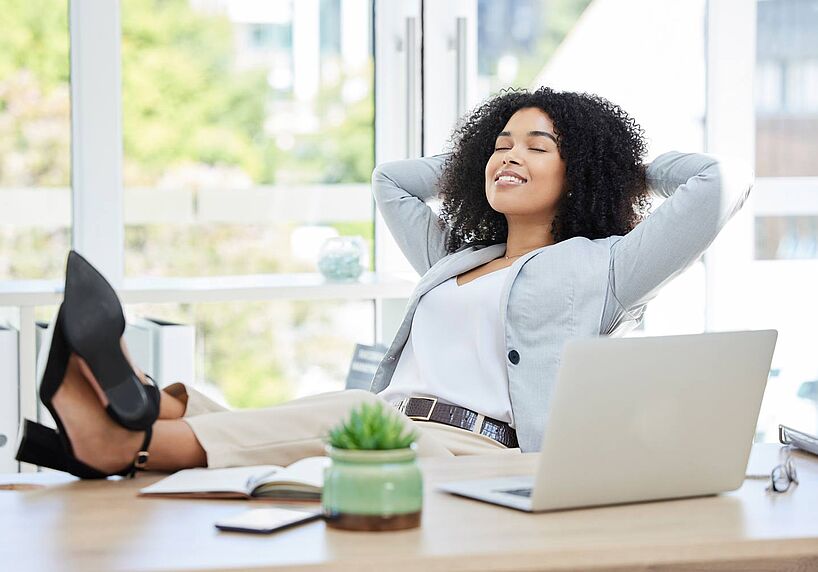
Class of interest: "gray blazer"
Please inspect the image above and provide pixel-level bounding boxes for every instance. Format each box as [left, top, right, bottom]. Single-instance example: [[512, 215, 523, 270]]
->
[[369, 151, 754, 452]]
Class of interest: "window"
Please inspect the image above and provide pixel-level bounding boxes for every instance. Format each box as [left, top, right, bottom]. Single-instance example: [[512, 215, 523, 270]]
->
[[121, 0, 375, 278], [7, 0, 805, 433], [756, 215, 818, 259], [754, 0, 818, 262], [755, 1, 818, 178], [126, 299, 375, 407], [752, 0, 818, 439], [476, 0, 592, 100], [0, 1, 71, 280], [118, 0, 375, 406]]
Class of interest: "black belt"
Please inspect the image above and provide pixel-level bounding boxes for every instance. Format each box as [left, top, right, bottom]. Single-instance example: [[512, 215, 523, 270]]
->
[[392, 397, 519, 449]]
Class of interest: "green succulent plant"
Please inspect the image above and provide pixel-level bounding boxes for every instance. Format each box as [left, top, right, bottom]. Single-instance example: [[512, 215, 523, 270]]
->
[[327, 402, 419, 450]]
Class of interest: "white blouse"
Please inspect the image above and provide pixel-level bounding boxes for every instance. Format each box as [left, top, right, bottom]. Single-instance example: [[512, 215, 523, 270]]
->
[[377, 266, 514, 426]]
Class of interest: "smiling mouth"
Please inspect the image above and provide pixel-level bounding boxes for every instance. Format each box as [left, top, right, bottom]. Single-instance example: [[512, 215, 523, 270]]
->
[[495, 174, 527, 186]]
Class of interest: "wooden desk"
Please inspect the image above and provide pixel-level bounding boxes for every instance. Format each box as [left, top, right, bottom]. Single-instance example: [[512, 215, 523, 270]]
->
[[2, 444, 817, 572]]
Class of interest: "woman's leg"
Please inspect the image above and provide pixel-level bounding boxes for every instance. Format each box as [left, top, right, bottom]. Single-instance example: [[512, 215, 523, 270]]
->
[[148, 420, 208, 471], [180, 388, 453, 469], [53, 354, 453, 474], [52, 354, 207, 473], [156, 393, 187, 421], [55, 354, 515, 475], [160, 381, 230, 418]]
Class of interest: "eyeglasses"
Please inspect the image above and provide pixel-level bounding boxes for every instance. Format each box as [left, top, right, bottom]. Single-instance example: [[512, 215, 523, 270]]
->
[[766, 455, 799, 494]]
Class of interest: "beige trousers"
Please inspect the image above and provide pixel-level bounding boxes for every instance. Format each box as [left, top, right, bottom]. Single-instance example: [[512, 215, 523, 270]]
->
[[164, 384, 521, 468]]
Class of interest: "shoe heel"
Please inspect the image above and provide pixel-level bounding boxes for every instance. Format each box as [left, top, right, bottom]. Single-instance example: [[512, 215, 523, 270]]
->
[[61, 251, 157, 430], [15, 420, 108, 479], [15, 420, 71, 472]]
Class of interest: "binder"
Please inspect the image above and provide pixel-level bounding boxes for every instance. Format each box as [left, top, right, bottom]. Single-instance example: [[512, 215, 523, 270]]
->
[[779, 424, 818, 458], [124, 322, 155, 380], [129, 318, 195, 387], [34, 320, 56, 429], [0, 325, 19, 473], [345, 343, 388, 391]]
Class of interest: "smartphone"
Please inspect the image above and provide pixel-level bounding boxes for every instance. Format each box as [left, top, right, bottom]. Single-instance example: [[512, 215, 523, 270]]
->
[[214, 507, 323, 534]]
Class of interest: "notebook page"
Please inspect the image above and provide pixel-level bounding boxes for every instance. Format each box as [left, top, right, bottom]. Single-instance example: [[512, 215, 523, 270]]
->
[[254, 457, 331, 489], [139, 465, 282, 495]]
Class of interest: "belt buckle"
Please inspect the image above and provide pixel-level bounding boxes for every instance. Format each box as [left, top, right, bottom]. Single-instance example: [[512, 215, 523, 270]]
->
[[406, 397, 438, 421]]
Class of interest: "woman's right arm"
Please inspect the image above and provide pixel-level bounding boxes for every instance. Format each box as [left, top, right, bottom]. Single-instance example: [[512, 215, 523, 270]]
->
[[372, 154, 452, 275], [599, 151, 754, 335]]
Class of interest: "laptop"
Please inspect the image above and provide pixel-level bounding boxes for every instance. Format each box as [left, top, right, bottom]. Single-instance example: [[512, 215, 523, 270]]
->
[[437, 330, 778, 512]]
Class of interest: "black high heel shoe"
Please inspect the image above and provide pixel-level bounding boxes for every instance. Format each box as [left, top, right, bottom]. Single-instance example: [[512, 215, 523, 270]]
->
[[16, 419, 152, 479], [14, 366, 159, 478], [13, 250, 160, 478], [42, 250, 158, 430]]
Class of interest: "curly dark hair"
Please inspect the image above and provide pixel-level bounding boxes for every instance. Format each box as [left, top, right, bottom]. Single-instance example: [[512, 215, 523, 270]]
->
[[437, 87, 651, 253]]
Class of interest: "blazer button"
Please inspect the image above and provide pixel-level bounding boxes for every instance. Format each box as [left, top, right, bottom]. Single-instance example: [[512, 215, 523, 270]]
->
[[507, 350, 520, 364]]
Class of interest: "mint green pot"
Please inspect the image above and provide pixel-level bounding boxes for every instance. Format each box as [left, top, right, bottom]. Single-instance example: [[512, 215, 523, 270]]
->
[[322, 443, 423, 531]]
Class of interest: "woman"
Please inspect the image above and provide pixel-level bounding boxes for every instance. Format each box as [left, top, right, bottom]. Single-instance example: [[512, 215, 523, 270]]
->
[[16, 87, 753, 478]]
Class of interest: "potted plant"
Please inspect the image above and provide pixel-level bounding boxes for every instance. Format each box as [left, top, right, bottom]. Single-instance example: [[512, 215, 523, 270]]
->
[[322, 402, 423, 531]]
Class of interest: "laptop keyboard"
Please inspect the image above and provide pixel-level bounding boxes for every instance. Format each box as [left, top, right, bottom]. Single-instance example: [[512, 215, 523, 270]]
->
[[496, 487, 532, 497]]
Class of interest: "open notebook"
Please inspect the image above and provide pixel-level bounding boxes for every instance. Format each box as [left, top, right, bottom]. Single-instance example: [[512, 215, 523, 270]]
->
[[139, 456, 331, 502]]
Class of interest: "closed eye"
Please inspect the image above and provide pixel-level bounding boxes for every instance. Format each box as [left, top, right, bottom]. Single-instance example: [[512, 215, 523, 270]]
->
[[494, 146, 548, 153]]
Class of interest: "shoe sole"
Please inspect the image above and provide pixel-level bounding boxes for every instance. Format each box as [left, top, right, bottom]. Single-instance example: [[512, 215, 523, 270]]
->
[[61, 251, 156, 430]]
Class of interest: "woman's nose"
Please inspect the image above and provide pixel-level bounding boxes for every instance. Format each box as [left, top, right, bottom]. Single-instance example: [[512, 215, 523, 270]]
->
[[502, 145, 522, 165]]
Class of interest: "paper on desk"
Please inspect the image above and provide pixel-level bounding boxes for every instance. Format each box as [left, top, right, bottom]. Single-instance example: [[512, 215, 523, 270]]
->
[[745, 443, 790, 478], [0, 471, 76, 487]]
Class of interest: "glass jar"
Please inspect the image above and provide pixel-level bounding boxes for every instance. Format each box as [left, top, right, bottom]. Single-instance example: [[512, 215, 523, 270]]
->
[[317, 236, 366, 282], [322, 444, 423, 531]]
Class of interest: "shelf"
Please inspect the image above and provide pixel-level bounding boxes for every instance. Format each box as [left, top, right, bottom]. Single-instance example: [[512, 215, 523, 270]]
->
[[0, 272, 417, 307]]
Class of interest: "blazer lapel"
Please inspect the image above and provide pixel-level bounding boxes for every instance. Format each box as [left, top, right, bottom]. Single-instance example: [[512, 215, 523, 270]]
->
[[413, 243, 507, 297]]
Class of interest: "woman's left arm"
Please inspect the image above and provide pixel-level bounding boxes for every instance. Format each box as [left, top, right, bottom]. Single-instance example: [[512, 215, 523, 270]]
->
[[600, 151, 754, 334]]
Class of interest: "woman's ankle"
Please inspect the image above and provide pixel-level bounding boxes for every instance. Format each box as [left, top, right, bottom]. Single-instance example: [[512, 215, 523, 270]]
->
[[52, 362, 147, 474], [144, 419, 207, 472], [159, 383, 189, 419]]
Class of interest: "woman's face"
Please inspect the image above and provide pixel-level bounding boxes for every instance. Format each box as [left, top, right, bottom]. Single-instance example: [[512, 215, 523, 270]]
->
[[484, 107, 567, 218]]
